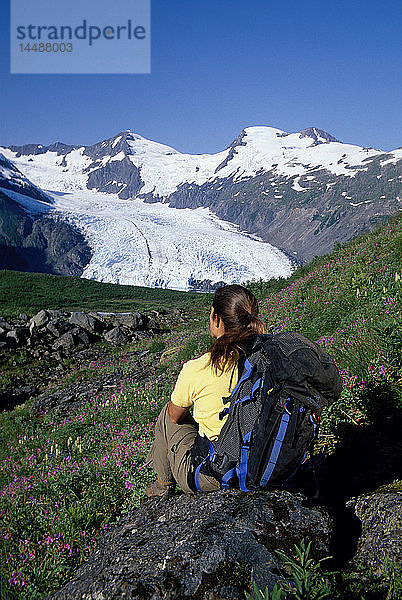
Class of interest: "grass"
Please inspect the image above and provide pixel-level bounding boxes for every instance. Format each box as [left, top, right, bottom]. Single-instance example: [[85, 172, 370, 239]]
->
[[0, 214, 401, 599], [0, 269, 212, 317]]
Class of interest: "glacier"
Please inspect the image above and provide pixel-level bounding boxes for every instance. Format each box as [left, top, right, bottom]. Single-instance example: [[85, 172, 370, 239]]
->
[[0, 144, 293, 289], [47, 189, 293, 290]]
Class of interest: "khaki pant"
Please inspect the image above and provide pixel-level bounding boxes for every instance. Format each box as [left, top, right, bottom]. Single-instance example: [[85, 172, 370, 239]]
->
[[145, 404, 220, 495]]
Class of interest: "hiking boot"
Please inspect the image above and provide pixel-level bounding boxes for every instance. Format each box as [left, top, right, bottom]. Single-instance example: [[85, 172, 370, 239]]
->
[[145, 478, 175, 498]]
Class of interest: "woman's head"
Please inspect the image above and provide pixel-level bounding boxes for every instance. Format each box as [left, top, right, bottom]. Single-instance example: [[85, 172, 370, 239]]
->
[[211, 284, 263, 336], [208, 284, 266, 372]]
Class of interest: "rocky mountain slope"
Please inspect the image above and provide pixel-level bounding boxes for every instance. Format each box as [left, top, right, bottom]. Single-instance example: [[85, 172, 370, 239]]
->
[[0, 153, 51, 204], [0, 154, 91, 276]]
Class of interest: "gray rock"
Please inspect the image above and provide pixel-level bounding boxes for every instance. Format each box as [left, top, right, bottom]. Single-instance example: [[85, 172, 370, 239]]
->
[[46, 318, 72, 338], [48, 310, 68, 318], [32, 373, 133, 416], [0, 192, 92, 277], [18, 313, 29, 322], [14, 385, 35, 396], [347, 492, 402, 572], [113, 312, 144, 330], [9, 141, 79, 157], [30, 309, 50, 328], [0, 341, 7, 349], [52, 332, 76, 352], [69, 312, 99, 334], [86, 155, 144, 199], [6, 330, 22, 346], [70, 327, 90, 346], [49, 490, 333, 600], [103, 327, 129, 346], [146, 317, 158, 330], [88, 312, 107, 325]]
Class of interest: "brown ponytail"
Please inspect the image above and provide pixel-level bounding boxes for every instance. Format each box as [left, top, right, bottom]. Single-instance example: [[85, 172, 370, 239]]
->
[[208, 284, 266, 373]]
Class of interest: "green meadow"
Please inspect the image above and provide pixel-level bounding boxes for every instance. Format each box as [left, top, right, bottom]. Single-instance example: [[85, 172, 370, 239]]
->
[[0, 269, 211, 316]]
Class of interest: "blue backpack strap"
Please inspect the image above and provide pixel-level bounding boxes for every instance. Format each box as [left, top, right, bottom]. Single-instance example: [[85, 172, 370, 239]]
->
[[234, 376, 263, 406], [259, 400, 292, 487], [239, 430, 252, 492], [252, 377, 263, 395], [221, 467, 237, 489], [194, 441, 216, 493], [230, 358, 253, 396]]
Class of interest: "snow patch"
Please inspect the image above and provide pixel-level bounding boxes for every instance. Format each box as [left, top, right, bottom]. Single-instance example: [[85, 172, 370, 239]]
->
[[112, 135, 122, 148], [292, 177, 308, 192], [110, 151, 126, 162], [380, 148, 402, 167]]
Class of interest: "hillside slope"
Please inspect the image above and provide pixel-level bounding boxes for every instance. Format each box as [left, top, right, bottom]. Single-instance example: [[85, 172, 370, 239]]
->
[[0, 215, 400, 599]]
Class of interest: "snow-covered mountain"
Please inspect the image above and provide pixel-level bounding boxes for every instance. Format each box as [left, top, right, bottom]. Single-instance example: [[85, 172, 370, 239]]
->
[[1, 126, 401, 287], [7, 126, 401, 200]]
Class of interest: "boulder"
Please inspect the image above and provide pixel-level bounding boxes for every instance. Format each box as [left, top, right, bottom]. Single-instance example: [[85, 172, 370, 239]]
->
[[6, 330, 22, 346], [69, 312, 99, 334], [347, 491, 402, 572], [104, 327, 129, 346], [49, 490, 333, 600], [30, 309, 50, 328], [113, 312, 144, 330], [48, 310, 68, 319], [46, 318, 72, 338], [88, 312, 107, 327], [52, 332, 76, 352], [70, 327, 90, 346]]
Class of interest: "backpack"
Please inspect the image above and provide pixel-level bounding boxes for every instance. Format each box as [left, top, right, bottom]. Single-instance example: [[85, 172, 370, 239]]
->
[[193, 332, 343, 492]]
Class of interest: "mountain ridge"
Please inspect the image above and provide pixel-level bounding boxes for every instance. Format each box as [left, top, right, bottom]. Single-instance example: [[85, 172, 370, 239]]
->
[[0, 125, 401, 284], [6, 124, 391, 157]]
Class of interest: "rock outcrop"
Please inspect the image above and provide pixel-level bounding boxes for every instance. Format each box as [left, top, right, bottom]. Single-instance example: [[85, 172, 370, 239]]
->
[[0, 309, 173, 410], [46, 486, 402, 600], [347, 491, 402, 572], [0, 309, 169, 357], [49, 490, 333, 600]]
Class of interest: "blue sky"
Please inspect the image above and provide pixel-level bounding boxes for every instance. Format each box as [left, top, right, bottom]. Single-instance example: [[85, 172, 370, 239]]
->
[[1, 0, 401, 153]]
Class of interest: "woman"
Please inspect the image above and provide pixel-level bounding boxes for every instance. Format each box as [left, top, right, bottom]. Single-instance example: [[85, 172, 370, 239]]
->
[[145, 284, 266, 497]]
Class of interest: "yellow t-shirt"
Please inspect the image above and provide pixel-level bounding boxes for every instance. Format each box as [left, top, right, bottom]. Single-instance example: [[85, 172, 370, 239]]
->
[[171, 353, 238, 440]]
